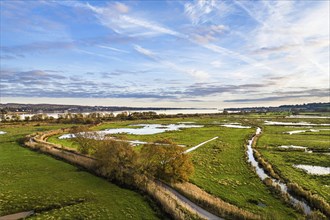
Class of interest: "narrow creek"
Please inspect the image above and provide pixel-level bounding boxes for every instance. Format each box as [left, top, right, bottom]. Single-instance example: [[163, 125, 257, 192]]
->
[[246, 128, 312, 215]]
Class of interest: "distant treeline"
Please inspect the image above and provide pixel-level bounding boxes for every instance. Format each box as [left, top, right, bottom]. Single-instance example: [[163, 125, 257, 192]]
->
[[0, 103, 205, 114], [0, 111, 222, 124], [225, 102, 330, 113]]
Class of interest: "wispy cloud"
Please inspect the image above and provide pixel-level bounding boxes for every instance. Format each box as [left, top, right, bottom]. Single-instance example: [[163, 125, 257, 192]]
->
[[75, 49, 122, 61], [1, 0, 329, 107], [114, 2, 130, 13], [97, 45, 129, 53], [134, 45, 210, 80], [84, 2, 184, 38], [184, 0, 231, 25]]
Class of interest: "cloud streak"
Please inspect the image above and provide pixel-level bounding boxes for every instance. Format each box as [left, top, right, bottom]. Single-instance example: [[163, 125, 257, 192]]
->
[[1, 0, 329, 107]]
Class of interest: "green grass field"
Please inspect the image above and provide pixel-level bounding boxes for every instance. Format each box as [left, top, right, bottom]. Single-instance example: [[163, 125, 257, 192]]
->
[[256, 121, 330, 203], [188, 126, 302, 219], [44, 115, 330, 218], [0, 123, 161, 219], [47, 117, 303, 218], [258, 125, 330, 150]]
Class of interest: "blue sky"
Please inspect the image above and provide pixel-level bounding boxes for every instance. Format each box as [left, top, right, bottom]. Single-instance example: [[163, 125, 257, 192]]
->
[[1, 0, 329, 108]]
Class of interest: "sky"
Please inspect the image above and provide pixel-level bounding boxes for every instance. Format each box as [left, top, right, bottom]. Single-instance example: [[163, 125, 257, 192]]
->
[[0, 0, 329, 108]]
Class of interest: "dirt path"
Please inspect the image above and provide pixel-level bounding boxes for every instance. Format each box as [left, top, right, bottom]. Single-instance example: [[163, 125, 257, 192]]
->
[[157, 181, 223, 220], [0, 211, 34, 220], [184, 137, 218, 153]]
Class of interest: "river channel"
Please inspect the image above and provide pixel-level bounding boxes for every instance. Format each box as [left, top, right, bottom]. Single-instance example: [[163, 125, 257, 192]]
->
[[246, 128, 312, 215]]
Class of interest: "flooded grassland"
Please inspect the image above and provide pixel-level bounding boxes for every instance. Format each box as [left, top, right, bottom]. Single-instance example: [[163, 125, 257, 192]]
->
[[3, 114, 329, 219]]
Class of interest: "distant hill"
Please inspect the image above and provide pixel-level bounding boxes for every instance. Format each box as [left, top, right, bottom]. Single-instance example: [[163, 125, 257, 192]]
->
[[225, 102, 330, 113]]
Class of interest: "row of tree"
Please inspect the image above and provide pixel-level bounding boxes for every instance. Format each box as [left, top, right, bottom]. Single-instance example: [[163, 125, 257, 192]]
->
[[1, 111, 220, 124], [0, 112, 173, 124], [71, 126, 194, 185]]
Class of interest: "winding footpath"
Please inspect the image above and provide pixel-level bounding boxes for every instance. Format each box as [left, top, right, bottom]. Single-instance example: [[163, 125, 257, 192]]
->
[[0, 211, 34, 220], [157, 181, 223, 220]]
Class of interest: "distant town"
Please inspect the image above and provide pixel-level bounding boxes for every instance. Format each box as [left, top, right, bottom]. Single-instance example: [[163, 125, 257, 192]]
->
[[0, 103, 215, 114], [0, 102, 328, 115], [224, 102, 330, 113]]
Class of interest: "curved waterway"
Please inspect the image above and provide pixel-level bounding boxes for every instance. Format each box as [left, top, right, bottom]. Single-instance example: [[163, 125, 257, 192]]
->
[[247, 128, 312, 215]]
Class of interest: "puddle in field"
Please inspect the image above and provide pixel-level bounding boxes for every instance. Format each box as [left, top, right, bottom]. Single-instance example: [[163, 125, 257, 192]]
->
[[278, 145, 312, 153], [278, 145, 307, 150], [247, 128, 311, 215], [264, 121, 330, 126], [278, 146, 330, 155], [293, 165, 330, 175], [285, 129, 330, 135], [221, 123, 251, 129], [59, 123, 203, 139], [103, 124, 203, 135], [287, 115, 330, 119], [125, 139, 186, 147], [0, 131, 6, 135]]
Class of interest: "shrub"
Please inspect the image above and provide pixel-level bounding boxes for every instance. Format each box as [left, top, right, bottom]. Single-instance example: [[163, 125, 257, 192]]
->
[[138, 141, 194, 183], [94, 140, 137, 186]]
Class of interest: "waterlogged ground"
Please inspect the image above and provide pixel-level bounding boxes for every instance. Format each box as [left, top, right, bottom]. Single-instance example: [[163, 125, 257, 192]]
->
[[0, 123, 161, 219], [49, 117, 304, 218], [187, 126, 302, 219], [43, 115, 330, 218], [58, 123, 203, 139], [257, 118, 330, 202]]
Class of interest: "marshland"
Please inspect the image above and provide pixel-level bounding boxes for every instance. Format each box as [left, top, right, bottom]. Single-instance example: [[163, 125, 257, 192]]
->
[[1, 111, 329, 219]]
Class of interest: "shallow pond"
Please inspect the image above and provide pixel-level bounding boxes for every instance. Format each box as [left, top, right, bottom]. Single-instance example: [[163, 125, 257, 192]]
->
[[285, 129, 330, 135], [278, 145, 313, 153], [287, 115, 330, 119], [293, 165, 330, 175], [59, 123, 203, 139], [103, 124, 203, 135], [279, 145, 307, 150], [264, 121, 330, 126], [221, 123, 251, 129]]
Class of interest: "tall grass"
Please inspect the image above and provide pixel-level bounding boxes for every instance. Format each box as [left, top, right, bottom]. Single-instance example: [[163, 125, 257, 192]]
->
[[287, 183, 330, 218], [172, 182, 260, 220]]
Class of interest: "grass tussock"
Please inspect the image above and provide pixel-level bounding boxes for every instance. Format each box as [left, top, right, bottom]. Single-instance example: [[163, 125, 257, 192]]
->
[[172, 182, 261, 220], [253, 150, 281, 180], [143, 180, 204, 220], [287, 182, 330, 218], [307, 210, 328, 220]]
